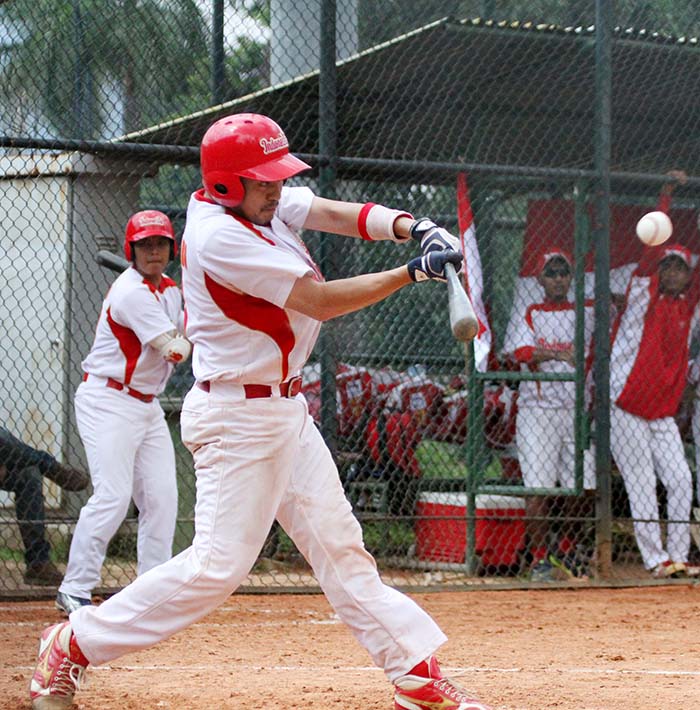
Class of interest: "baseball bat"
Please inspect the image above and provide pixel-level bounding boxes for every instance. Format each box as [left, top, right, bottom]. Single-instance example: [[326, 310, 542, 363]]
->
[[96, 250, 130, 273], [444, 262, 479, 342]]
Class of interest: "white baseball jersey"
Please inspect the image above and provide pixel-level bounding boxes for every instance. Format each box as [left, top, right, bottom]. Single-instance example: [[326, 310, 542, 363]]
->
[[503, 300, 594, 409], [82, 267, 183, 395], [181, 186, 322, 385]]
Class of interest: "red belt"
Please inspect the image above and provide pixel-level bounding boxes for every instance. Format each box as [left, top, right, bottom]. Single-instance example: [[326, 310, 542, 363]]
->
[[83, 373, 155, 403], [197, 376, 303, 399]]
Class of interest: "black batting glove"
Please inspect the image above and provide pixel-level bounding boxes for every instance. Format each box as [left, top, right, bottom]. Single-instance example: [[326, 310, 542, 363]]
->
[[407, 249, 464, 282], [410, 217, 461, 255]]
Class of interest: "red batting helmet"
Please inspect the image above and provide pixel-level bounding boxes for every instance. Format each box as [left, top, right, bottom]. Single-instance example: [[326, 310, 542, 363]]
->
[[200, 113, 311, 208], [124, 210, 177, 261]]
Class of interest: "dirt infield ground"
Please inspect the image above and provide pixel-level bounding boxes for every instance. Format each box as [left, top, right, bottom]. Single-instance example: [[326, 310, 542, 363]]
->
[[2, 585, 699, 709]]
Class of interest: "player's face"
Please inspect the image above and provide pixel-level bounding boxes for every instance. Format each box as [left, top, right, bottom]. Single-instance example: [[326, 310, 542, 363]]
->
[[132, 236, 172, 282], [539, 259, 572, 302], [658, 256, 691, 296], [236, 178, 284, 225]]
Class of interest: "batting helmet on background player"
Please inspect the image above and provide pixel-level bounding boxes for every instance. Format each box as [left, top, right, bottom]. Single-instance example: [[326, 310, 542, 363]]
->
[[124, 210, 177, 261], [200, 113, 311, 208]]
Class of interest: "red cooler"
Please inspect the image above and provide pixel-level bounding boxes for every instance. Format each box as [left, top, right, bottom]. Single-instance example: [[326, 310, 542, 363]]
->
[[415, 493, 526, 566]]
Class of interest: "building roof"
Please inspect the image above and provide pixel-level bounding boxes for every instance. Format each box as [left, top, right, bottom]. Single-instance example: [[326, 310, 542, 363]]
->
[[120, 16, 700, 183]]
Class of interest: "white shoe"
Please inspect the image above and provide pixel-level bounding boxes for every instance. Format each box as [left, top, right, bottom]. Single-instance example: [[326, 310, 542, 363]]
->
[[651, 561, 687, 579]]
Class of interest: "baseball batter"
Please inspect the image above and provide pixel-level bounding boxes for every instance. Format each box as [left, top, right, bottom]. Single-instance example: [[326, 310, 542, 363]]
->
[[610, 240, 699, 578], [55, 210, 191, 616], [503, 250, 596, 580], [30, 114, 491, 710]]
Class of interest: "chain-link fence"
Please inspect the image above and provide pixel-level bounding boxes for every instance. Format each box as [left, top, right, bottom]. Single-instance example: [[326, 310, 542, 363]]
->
[[2, 0, 700, 599]]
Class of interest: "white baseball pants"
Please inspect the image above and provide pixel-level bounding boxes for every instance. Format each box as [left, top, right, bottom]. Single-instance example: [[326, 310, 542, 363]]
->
[[516, 405, 595, 490], [59, 381, 177, 598], [71, 383, 446, 680], [611, 405, 692, 570], [690, 398, 700, 506]]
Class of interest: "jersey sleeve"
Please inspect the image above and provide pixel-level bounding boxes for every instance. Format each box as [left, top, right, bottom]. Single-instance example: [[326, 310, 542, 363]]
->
[[634, 244, 666, 277], [277, 186, 314, 230], [631, 187, 673, 276], [110, 285, 179, 345], [176, 309, 186, 334], [503, 307, 536, 363]]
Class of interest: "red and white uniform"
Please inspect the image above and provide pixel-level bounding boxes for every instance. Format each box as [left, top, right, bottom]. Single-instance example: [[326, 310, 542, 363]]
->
[[70, 186, 447, 679], [81, 268, 184, 393], [688, 357, 700, 508], [504, 300, 596, 490], [610, 246, 699, 570], [59, 267, 183, 600]]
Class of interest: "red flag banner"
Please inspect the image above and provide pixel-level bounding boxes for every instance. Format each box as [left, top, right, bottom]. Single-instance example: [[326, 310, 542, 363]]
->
[[457, 173, 492, 372]]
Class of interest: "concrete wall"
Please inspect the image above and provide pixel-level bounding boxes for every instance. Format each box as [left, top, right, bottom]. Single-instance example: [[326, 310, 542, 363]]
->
[[0, 152, 140, 509]]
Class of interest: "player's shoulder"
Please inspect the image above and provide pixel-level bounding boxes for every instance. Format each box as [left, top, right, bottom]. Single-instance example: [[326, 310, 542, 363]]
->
[[187, 191, 249, 239], [110, 269, 164, 307], [280, 184, 314, 205], [108, 266, 140, 295], [277, 185, 314, 230]]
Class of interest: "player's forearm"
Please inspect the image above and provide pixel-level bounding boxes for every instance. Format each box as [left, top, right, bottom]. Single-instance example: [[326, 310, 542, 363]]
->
[[285, 267, 412, 321], [532, 346, 573, 364], [304, 197, 413, 241]]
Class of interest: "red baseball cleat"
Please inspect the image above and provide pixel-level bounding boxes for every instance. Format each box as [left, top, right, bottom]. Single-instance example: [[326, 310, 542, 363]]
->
[[29, 622, 88, 709], [394, 657, 492, 710]]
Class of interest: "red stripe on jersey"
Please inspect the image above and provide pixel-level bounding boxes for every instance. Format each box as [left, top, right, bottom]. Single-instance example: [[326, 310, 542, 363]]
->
[[180, 240, 189, 268], [193, 188, 217, 205], [226, 212, 276, 245], [204, 273, 295, 381], [106, 306, 142, 385], [142, 275, 178, 296]]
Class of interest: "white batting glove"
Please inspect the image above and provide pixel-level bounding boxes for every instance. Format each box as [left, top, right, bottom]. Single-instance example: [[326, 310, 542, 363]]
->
[[410, 218, 463, 274]]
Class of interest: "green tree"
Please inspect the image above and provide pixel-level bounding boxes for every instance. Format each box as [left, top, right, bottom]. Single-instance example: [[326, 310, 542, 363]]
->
[[3, 0, 208, 139]]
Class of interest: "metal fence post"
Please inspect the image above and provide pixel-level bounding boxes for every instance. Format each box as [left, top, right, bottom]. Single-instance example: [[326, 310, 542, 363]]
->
[[318, 0, 339, 455], [592, 0, 613, 579]]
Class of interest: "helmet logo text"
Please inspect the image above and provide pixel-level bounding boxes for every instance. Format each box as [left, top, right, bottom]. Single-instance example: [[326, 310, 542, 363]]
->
[[259, 133, 288, 155], [138, 216, 169, 228]]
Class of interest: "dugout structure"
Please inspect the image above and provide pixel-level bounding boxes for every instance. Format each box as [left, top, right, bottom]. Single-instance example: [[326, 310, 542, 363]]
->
[[2, 5, 700, 596]]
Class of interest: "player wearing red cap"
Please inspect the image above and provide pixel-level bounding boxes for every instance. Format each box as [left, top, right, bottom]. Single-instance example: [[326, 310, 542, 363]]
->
[[29, 114, 490, 710], [503, 250, 596, 580], [610, 239, 700, 579], [55, 210, 190, 616]]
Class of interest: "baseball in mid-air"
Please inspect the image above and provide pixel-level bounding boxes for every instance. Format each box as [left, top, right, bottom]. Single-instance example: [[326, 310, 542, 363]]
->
[[635, 211, 673, 246]]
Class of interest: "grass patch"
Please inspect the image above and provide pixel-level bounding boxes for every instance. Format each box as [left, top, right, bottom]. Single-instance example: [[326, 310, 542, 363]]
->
[[363, 520, 415, 557], [0, 547, 23, 562], [415, 440, 503, 481]]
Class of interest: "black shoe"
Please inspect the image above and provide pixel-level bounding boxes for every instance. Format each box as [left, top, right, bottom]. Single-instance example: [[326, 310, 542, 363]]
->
[[46, 464, 89, 491], [24, 560, 63, 586]]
